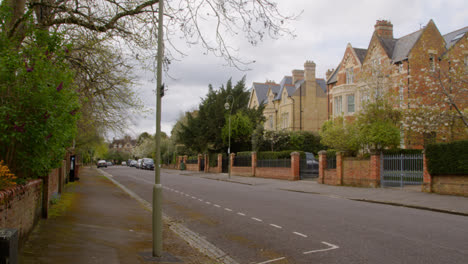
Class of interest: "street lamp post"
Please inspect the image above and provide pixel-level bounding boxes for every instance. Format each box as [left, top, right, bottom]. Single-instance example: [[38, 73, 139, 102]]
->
[[153, 0, 164, 257], [224, 95, 234, 179]]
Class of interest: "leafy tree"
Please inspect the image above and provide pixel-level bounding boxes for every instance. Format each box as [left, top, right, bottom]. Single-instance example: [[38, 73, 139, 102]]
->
[[222, 111, 254, 153], [0, 23, 80, 178], [320, 117, 360, 154], [176, 77, 264, 153]]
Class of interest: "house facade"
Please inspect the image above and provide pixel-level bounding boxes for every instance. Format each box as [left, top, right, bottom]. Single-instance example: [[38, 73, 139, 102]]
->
[[326, 20, 468, 148], [248, 61, 328, 132], [109, 135, 137, 153]]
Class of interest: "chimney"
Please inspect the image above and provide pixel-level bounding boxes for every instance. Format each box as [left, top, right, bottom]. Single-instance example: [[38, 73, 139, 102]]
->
[[326, 68, 334, 80], [304, 60, 316, 83], [374, 20, 393, 39], [292, 69, 304, 84]]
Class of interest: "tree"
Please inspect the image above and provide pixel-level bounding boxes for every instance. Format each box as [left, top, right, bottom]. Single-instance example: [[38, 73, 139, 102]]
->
[[176, 77, 264, 153], [221, 111, 254, 153], [320, 117, 360, 154]]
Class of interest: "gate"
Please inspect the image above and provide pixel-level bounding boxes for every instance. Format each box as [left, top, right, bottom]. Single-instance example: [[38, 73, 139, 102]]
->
[[200, 158, 205, 171], [300, 158, 318, 179], [381, 154, 423, 187], [221, 157, 229, 173]]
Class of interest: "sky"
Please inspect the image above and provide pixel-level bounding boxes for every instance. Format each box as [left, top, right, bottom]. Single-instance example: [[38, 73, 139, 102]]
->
[[119, 0, 467, 139]]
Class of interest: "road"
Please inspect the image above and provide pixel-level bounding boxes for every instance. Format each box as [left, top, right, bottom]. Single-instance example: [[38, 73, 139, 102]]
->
[[102, 166, 468, 264]]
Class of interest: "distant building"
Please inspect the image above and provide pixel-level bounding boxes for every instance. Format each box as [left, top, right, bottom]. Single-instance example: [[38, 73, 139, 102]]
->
[[109, 135, 137, 153], [248, 61, 328, 132]]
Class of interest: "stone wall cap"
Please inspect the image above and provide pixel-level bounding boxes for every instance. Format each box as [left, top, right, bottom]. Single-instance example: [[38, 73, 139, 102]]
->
[[318, 150, 327, 154]]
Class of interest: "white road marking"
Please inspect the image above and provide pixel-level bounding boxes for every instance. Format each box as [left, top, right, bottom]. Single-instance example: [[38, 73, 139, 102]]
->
[[198, 199, 203, 202], [255, 257, 286, 264], [237, 212, 246, 216], [214, 204, 221, 208], [252, 217, 263, 222], [293, 232, 308, 238], [303, 241, 339, 254], [206, 201, 211, 205], [270, 224, 282, 229], [191, 196, 197, 199], [225, 208, 233, 211]]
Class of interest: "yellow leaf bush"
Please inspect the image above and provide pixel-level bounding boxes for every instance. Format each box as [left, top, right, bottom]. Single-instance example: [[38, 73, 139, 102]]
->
[[0, 161, 17, 190]]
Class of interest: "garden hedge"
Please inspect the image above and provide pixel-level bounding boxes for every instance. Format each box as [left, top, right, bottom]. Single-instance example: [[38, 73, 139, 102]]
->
[[425, 140, 468, 175]]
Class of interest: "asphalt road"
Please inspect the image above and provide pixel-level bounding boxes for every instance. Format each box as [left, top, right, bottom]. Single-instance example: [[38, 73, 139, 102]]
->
[[102, 166, 468, 264]]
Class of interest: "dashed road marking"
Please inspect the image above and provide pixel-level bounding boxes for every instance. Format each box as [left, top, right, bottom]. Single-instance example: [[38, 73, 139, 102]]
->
[[270, 224, 282, 229], [206, 201, 211, 205], [237, 212, 246, 216], [225, 208, 233, 212], [293, 232, 308, 238], [252, 217, 263, 222], [191, 196, 197, 199], [214, 204, 221, 208]]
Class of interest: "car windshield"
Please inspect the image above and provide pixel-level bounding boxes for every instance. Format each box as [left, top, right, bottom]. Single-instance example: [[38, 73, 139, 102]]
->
[[306, 153, 315, 159], [144, 158, 154, 164]]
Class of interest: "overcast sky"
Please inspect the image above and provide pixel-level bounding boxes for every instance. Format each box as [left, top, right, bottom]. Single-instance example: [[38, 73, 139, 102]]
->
[[119, 0, 467, 139]]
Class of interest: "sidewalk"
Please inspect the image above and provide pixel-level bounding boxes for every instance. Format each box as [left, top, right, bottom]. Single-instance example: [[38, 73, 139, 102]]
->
[[20, 167, 218, 264], [198, 172, 468, 216]]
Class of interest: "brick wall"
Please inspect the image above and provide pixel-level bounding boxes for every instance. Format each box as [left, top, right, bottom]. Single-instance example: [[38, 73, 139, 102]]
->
[[256, 167, 293, 180], [431, 176, 468, 197], [319, 151, 380, 187], [231, 166, 252, 177], [0, 179, 42, 244]]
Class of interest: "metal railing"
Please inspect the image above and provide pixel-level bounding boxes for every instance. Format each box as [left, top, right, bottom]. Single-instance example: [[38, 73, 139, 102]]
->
[[257, 159, 291, 168], [233, 156, 251, 167], [327, 157, 337, 169], [185, 158, 198, 164]]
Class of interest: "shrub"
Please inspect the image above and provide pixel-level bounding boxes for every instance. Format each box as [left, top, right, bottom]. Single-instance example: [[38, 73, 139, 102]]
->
[[0, 161, 17, 190], [425, 140, 468, 175]]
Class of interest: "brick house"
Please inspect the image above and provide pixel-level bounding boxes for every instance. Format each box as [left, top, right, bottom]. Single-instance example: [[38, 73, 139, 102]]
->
[[326, 20, 468, 148], [109, 135, 137, 153], [248, 61, 328, 132]]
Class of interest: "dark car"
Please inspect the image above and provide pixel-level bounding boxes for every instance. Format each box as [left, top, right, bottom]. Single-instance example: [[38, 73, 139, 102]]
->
[[97, 160, 107, 168], [141, 158, 154, 170], [305, 152, 319, 174], [129, 160, 137, 167]]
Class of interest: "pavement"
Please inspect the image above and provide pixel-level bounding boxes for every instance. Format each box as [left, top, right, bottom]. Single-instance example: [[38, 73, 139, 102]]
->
[[20, 167, 219, 264], [196, 172, 468, 216]]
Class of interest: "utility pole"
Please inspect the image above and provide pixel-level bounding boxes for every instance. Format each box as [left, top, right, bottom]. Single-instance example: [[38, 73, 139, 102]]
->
[[153, 0, 164, 257]]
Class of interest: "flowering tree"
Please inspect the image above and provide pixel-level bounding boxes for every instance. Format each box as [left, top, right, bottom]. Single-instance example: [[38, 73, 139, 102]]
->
[[403, 62, 468, 144]]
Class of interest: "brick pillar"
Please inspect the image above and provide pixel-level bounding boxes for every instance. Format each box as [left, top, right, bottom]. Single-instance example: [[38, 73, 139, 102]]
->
[[230, 153, 235, 175], [336, 151, 344, 185], [251, 152, 257, 177], [183, 155, 188, 164], [217, 154, 223, 173], [176, 156, 181, 169], [422, 152, 432, 193], [290, 152, 300, 181], [369, 152, 381, 188], [197, 154, 203, 171], [318, 150, 327, 184], [204, 154, 209, 173]]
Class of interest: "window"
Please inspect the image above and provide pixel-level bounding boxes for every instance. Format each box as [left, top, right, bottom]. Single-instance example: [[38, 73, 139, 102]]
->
[[347, 94, 355, 113], [398, 64, 404, 73], [282, 113, 289, 129], [346, 67, 354, 84], [399, 85, 404, 107], [334, 96, 342, 115], [268, 115, 273, 129], [429, 55, 435, 72], [465, 55, 468, 73]]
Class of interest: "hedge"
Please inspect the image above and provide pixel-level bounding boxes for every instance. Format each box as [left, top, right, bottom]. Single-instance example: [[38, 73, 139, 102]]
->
[[425, 140, 468, 175], [257, 150, 305, 160]]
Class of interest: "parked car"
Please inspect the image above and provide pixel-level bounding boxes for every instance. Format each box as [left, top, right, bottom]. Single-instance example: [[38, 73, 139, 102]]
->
[[305, 152, 319, 174], [129, 160, 137, 167], [141, 158, 155, 170], [97, 160, 107, 168], [121, 161, 127, 166], [107, 161, 113, 166], [136, 159, 143, 169], [127, 159, 132, 166]]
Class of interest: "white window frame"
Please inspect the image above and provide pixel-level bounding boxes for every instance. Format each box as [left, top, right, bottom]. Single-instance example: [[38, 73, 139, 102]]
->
[[347, 94, 355, 113]]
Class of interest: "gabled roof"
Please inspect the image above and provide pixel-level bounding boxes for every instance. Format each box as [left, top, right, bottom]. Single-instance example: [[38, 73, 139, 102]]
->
[[251, 82, 280, 105], [353, 48, 368, 64], [443, 26, 468, 49], [274, 76, 293, 101], [326, 64, 341, 85], [378, 37, 397, 59], [392, 28, 424, 62], [316, 79, 327, 93]]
